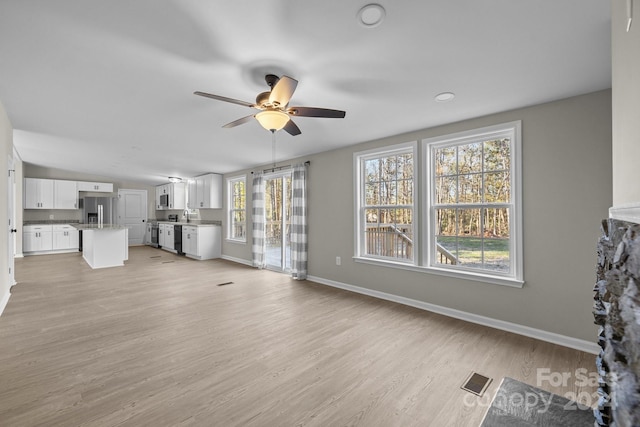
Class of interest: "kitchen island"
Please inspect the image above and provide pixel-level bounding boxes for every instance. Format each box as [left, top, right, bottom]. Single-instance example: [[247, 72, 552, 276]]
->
[[73, 224, 128, 269]]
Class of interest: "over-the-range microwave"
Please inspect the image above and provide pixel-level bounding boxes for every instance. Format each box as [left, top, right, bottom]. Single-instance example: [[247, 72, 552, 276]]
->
[[159, 194, 169, 208]]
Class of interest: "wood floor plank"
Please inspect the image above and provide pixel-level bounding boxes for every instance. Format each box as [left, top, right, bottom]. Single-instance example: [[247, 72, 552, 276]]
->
[[0, 246, 596, 426]]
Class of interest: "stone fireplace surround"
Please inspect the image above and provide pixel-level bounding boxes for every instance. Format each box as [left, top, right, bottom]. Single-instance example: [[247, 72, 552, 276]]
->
[[593, 204, 640, 426]]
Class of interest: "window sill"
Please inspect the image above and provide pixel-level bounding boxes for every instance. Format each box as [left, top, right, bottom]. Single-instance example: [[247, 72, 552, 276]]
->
[[225, 238, 247, 245], [352, 256, 524, 288]]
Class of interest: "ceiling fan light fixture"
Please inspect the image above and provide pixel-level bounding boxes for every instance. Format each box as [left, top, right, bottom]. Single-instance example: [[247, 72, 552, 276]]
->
[[255, 110, 290, 131]]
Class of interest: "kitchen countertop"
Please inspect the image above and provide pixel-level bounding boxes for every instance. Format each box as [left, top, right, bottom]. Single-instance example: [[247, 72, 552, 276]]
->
[[156, 221, 221, 227], [72, 224, 129, 230], [24, 220, 81, 225]]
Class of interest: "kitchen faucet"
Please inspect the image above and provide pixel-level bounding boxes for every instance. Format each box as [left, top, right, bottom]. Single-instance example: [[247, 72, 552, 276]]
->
[[183, 209, 190, 223]]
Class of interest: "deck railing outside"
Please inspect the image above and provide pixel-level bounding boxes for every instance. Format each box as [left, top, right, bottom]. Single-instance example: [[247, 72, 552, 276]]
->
[[365, 224, 458, 265]]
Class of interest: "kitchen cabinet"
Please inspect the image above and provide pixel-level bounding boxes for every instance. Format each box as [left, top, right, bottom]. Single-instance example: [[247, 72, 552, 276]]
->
[[24, 224, 79, 253], [24, 178, 54, 209], [182, 225, 221, 260], [155, 183, 186, 210], [77, 181, 113, 192], [187, 179, 197, 209], [182, 226, 197, 256], [52, 224, 79, 250], [54, 180, 78, 209], [190, 174, 222, 209], [158, 222, 166, 246], [25, 178, 112, 209], [23, 225, 53, 252], [159, 223, 175, 250], [155, 186, 163, 210]]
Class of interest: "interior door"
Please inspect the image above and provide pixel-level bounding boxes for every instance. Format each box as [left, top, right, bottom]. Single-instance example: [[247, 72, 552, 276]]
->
[[264, 172, 292, 271], [7, 157, 15, 287], [117, 189, 148, 245]]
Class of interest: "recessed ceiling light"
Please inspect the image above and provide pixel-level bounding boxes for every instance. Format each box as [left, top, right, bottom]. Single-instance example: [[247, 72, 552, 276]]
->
[[435, 92, 455, 102], [357, 4, 386, 28]]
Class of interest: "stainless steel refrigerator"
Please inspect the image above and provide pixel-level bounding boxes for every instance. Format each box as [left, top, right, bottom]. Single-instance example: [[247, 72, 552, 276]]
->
[[80, 197, 117, 224]]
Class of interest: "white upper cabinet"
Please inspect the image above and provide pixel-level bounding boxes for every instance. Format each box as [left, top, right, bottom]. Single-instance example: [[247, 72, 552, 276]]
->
[[24, 178, 54, 209], [155, 183, 186, 210], [54, 180, 78, 209], [77, 181, 113, 192], [192, 174, 222, 209], [187, 179, 197, 209], [25, 178, 113, 210]]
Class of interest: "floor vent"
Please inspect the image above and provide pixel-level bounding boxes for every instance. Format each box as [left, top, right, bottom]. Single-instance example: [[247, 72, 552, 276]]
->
[[461, 372, 492, 396], [161, 261, 174, 264], [150, 256, 161, 259], [217, 282, 234, 286]]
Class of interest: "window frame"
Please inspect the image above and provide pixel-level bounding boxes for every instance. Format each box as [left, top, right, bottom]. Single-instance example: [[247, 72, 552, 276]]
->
[[354, 141, 418, 264], [423, 121, 523, 286], [226, 175, 247, 243]]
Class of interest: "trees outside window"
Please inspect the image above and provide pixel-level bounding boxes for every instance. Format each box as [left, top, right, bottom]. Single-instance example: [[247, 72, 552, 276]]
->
[[356, 143, 416, 263], [354, 122, 522, 286], [227, 176, 246, 242], [426, 121, 522, 282]]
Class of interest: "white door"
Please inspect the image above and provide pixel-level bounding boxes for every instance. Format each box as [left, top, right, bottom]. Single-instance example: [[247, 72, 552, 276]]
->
[[117, 189, 148, 245], [7, 157, 16, 287]]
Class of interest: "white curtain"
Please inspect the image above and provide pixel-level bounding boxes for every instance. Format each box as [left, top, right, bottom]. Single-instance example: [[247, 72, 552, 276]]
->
[[290, 163, 308, 280], [251, 173, 266, 269]]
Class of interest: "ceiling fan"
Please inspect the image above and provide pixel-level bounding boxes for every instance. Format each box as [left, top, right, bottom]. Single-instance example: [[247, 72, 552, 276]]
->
[[194, 74, 346, 136]]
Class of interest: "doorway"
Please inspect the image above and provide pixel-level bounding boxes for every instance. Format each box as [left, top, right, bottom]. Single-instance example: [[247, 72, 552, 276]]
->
[[117, 189, 148, 245], [264, 172, 292, 271]]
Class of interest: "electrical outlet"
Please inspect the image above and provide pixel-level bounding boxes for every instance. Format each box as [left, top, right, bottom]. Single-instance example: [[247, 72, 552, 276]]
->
[[336, 256, 341, 266], [49, 214, 54, 220]]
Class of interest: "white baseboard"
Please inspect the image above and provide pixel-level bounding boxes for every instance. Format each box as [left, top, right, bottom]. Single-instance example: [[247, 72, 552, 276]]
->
[[0, 290, 10, 317], [307, 275, 600, 355], [221, 255, 253, 267]]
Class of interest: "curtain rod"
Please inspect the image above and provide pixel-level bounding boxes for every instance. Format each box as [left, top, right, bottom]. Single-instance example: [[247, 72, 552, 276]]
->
[[252, 160, 310, 174]]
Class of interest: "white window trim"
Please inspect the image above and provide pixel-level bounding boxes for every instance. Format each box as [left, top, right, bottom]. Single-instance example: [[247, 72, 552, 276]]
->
[[353, 141, 418, 264], [226, 175, 247, 244], [422, 120, 523, 286]]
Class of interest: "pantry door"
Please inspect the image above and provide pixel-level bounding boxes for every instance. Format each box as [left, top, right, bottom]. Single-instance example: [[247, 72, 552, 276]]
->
[[117, 189, 148, 245]]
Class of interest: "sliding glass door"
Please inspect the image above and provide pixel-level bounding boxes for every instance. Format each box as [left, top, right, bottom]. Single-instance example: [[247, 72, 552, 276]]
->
[[264, 172, 292, 271]]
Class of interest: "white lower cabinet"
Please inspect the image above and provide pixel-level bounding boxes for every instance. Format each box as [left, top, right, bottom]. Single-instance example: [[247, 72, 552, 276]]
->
[[182, 226, 197, 256], [53, 224, 79, 250], [181, 225, 220, 260], [159, 223, 174, 250], [24, 224, 79, 254], [23, 225, 53, 252]]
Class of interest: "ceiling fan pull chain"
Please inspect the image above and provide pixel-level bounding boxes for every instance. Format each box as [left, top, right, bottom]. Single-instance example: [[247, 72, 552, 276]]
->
[[272, 129, 276, 168]]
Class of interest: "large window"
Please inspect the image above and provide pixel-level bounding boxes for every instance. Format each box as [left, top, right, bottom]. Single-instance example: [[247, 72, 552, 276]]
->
[[354, 122, 522, 287], [426, 122, 522, 283], [355, 143, 415, 263], [227, 176, 246, 242]]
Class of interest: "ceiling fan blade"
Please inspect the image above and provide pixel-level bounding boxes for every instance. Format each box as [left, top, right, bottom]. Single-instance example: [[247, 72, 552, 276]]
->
[[283, 119, 301, 136], [194, 91, 255, 108], [269, 76, 298, 107], [287, 106, 346, 118], [222, 114, 255, 128]]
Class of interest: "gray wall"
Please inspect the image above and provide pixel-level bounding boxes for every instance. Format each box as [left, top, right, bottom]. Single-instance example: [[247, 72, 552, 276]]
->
[[222, 90, 612, 342], [22, 163, 157, 224], [612, 0, 640, 206]]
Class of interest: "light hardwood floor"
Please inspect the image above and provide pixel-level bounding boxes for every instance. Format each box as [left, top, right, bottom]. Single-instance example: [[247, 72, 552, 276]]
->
[[1, 247, 596, 426]]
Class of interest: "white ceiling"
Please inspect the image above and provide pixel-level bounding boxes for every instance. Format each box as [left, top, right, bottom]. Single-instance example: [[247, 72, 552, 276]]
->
[[0, 0, 611, 185]]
